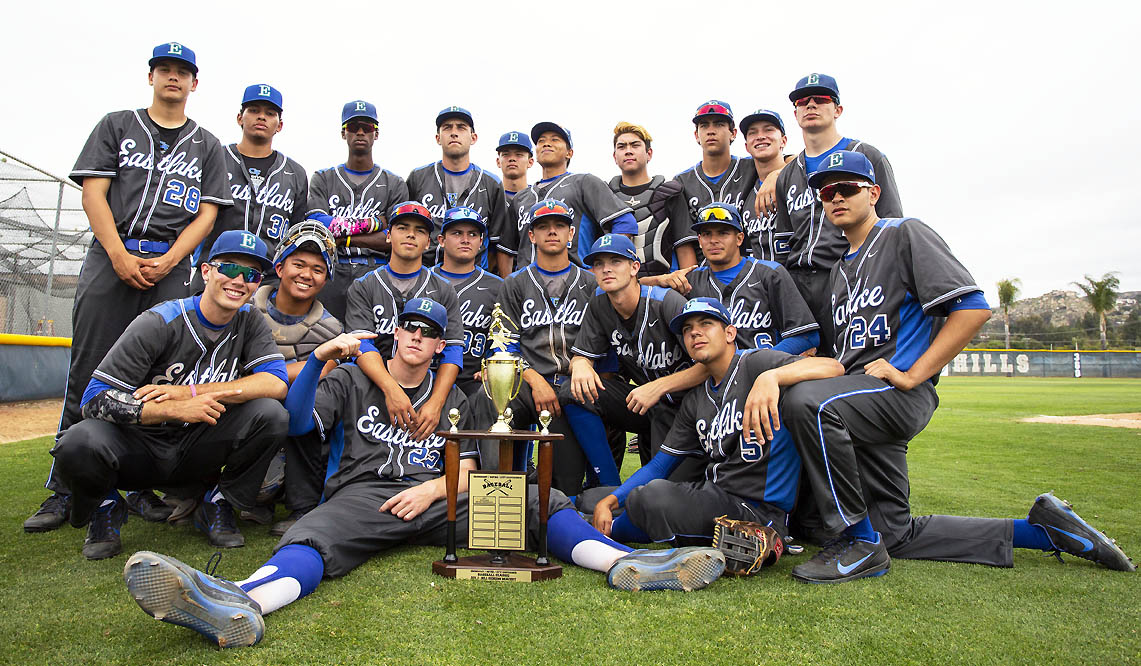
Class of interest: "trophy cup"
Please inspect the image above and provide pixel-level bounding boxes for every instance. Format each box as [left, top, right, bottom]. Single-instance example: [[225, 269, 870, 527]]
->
[[432, 304, 564, 582]]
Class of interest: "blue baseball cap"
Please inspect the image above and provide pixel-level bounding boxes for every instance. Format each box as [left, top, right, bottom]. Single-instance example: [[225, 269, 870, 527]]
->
[[693, 100, 734, 127], [441, 206, 487, 236], [807, 150, 877, 189], [739, 108, 785, 136], [208, 230, 272, 271], [669, 297, 733, 335], [400, 298, 448, 332], [790, 73, 840, 103], [497, 131, 533, 154], [342, 100, 379, 125], [528, 199, 573, 225], [531, 121, 573, 149], [693, 202, 743, 232], [149, 42, 197, 75], [436, 105, 474, 129], [242, 84, 283, 112], [584, 234, 638, 266]]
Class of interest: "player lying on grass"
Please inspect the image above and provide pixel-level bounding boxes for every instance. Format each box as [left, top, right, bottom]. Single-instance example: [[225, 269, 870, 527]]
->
[[582, 297, 844, 548], [122, 298, 727, 648], [51, 231, 290, 559], [780, 151, 1136, 583]]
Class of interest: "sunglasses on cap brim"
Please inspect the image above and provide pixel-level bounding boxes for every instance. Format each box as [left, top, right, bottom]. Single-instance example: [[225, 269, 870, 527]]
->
[[695, 104, 731, 117], [698, 206, 737, 223]]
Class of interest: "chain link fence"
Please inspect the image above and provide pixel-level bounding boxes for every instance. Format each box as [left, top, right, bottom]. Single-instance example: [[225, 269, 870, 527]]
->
[[0, 150, 90, 337]]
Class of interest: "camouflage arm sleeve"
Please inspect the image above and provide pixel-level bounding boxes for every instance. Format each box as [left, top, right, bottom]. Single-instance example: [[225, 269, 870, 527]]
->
[[81, 389, 143, 425]]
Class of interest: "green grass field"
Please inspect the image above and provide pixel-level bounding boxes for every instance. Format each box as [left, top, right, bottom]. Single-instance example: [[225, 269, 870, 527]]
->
[[2, 377, 1138, 665]]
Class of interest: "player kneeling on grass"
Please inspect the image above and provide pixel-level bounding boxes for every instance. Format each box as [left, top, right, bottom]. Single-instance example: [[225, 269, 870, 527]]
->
[[585, 297, 844, 554], [780, 151, 1136, 584], [51, 231, 290, 560], [122, 298, 727, 649]]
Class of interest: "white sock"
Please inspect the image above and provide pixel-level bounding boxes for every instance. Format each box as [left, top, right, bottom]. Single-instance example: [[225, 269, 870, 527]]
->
[[238, 566, 302, 615], [570, 540, 630, 572]]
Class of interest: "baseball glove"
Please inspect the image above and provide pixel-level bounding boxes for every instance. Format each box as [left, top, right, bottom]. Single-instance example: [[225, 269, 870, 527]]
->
[[712, 515, 785, 575]]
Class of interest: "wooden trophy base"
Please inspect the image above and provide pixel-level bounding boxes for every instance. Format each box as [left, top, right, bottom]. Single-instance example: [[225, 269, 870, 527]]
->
[[433, 554, 563, 582]]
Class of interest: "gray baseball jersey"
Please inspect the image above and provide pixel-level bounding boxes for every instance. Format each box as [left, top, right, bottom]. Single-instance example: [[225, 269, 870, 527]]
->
[[343, 266, 464, 361], [432, 267, 503, 385], [70, 109, 232, 241], [312, 363, 477, 498], [306, 165, 409, 259], [571, 285, 690, 406], [406, 161, 508, 264], [774, 139, 902, 270], [741, 179, 790, 262], [607, 176, 695, 276], [500, 264, 597, 378], [498, 172, 637, 267], [829, 218, 980, 372], [688, 257, 819, 350], [660, 348, 802, 507], [199, 145, 309, 258], [671, 156, 758, 231]]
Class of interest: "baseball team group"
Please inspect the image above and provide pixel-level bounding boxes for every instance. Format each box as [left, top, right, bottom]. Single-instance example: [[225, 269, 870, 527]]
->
[[20, 41, 1133, 649]]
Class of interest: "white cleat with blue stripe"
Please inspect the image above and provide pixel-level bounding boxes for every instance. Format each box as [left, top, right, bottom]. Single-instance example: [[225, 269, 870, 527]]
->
[[607, 546, 726, 591]]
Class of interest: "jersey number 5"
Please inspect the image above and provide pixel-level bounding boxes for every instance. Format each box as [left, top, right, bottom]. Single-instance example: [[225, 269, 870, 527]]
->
[[162, 179, 201, 214]]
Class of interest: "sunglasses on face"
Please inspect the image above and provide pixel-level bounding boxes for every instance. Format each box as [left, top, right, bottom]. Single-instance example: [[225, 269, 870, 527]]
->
[[699, 206, 736, 222], [402, 319, 443, 339], [210, 261, 263, 283], [816, 181, 873, 202], [794, 95, 836, 107], [344, 121, 377, 134]]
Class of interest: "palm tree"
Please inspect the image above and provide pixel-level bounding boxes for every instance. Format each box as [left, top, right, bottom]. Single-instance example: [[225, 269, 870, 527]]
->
[[997, 278, 1020, 349], [1073, 272, 1120, 349]]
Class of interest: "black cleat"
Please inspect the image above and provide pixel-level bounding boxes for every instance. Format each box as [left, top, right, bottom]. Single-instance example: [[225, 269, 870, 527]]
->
[[23, 493, 71, 533], [195, 499, 245, 549], [269, 509, 307, 538], [84, 496, 127, 560], [791, 535, 890, 584], [125, 490, 174, 523], [1028, 492, 1135, 572]]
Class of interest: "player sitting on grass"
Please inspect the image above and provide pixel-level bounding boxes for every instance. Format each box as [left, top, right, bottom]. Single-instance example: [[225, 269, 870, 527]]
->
[[780, 151, 1136, 583], [51, 231, 289, 559], [122, 298, 728, 649], [584, 297, 844, 547]]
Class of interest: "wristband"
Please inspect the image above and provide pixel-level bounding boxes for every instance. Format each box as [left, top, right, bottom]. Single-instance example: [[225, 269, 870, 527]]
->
[[190, 384, 197, 397], [346, 234, 351, 247]]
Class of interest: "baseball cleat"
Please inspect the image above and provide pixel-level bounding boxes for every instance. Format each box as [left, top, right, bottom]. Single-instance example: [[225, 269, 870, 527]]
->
[[123, 551, 264, 648], [1028, 492, 1135, 572], [23, 493, 71, 533], [607, 546, 726, 591], [125, 490, 174, 523], [195, 499, 245, 548], [83, 495, 128, 560], [791, 534, 890, 584]]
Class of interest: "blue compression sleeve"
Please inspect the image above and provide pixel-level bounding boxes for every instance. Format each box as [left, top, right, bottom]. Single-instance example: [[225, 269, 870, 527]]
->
[[611, 450, 684, 507], [564, 404, 621, 486], [251, 359, 289, 386], [773, 331, 819, 356], [285, 354, 324, 436]]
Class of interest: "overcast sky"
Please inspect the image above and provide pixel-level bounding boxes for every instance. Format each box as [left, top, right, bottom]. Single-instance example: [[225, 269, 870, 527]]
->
[[3, 0, 1137, 304]]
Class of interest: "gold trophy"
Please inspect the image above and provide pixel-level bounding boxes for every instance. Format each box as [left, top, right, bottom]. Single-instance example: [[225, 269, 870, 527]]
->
[[481, 304, 524, 433]]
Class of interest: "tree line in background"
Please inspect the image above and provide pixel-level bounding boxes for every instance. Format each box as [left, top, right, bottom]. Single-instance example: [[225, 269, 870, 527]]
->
[[974, 273, 1140, 350]]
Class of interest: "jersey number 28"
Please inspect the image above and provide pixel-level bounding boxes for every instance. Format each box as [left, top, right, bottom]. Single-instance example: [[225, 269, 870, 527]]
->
[[162, 179, 201, 214]]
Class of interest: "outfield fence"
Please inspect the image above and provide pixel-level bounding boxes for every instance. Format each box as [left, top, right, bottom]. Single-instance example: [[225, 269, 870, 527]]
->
[[944, 349, 1141, 378]]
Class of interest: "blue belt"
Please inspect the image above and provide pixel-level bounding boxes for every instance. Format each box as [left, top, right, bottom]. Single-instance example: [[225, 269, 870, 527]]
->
[[125, 239, 170, 253], [338, 256, 385, 265]]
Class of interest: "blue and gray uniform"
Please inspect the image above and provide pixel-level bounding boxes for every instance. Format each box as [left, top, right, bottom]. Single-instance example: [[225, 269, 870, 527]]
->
[[783, 216, 1012, 566], [432, 266, 503, 395], [672, 157, 758, 236], [406, 162, 507, 267]]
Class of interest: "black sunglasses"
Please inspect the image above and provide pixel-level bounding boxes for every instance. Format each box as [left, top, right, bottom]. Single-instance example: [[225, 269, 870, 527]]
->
[[402, 319, 443, 339]]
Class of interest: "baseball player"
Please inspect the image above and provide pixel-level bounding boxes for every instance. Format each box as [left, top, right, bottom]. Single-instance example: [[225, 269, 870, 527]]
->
[[608, 122, 697, 281], [25, 42, 232, 534], [562, 235, 710, 484], [768, 74, 903, 356], [48, 230, 289, 559], [497, 122, 637, 269], [779, 151, 1135, 583], [190, 84, 309, 293], [495, 131, 534, 275], [344, 202, 464, 442], [250, 222, 343, 536], [738, 109, 792, 261], [431, 207, 503, 396], [671, 101, 758, 243], [304, 100, 409, 322], [585, 297, 843, 547], [406, 106, 508, 269], [473, 200, 601, 493], [683, 203, 819, 355], [121, 299, 727, 648]]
